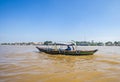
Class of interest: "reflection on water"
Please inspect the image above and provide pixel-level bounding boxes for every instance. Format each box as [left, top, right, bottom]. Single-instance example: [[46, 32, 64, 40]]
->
[[0, 45, 120, 82]]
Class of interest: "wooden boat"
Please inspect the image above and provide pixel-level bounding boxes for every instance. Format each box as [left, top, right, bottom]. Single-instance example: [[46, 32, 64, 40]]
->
[[36, 47, 98, 56]]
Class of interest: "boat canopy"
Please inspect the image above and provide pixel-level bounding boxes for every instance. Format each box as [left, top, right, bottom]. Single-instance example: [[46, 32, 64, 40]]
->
[[48, 43, 74, 46]]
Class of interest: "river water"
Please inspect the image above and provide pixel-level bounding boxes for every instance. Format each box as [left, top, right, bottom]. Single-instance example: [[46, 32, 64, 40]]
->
[[0, 45, 120, 82]]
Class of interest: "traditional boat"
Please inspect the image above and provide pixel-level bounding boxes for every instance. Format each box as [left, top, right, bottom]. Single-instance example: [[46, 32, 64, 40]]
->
[[36, 46, 98, 56]]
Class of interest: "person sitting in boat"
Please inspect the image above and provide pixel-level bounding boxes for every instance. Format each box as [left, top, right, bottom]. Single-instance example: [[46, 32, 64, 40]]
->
[[65, 45, 71, 51]]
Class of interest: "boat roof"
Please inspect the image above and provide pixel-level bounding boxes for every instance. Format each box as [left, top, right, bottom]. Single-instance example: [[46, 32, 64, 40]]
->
[[48, 43, 74, 46]]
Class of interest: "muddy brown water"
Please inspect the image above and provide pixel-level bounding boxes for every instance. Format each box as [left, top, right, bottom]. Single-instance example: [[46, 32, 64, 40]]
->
[[0, 45, 120, 82]]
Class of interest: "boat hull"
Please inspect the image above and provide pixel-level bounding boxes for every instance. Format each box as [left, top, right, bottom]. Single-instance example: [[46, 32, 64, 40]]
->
[[36, 47, 98, 56]]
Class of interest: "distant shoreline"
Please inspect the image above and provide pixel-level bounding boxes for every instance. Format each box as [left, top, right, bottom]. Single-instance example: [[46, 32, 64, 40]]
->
[[0, 41, 120, 46]]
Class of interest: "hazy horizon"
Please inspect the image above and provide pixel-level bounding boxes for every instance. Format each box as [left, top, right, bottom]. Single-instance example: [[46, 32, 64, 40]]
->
[[0, 0, 120, 42]]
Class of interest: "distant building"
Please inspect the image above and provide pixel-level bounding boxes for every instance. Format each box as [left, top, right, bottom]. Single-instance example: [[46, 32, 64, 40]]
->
[[33, 42, 43, 45]]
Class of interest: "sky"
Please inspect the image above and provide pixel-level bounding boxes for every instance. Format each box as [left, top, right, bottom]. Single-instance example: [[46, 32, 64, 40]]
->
[[0, 0, 120, 42]]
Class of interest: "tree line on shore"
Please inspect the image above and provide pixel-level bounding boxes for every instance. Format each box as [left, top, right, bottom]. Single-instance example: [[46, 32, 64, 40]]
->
[[1, 41, 120, 46]]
